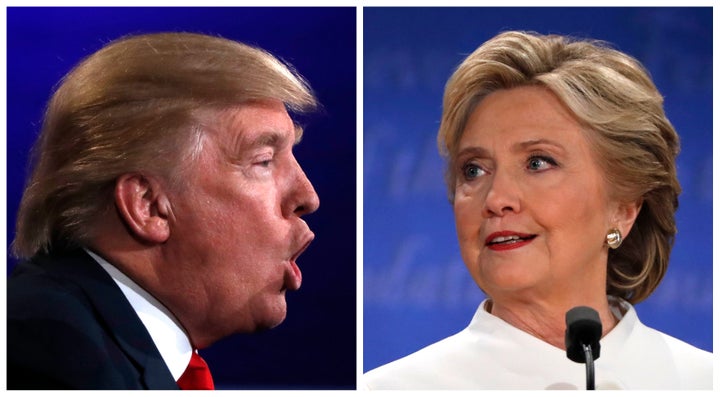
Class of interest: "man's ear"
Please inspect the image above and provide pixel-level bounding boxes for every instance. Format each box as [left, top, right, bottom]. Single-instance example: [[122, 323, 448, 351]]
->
[[613, 198, 643, 238], [114, 173, 171, 244]]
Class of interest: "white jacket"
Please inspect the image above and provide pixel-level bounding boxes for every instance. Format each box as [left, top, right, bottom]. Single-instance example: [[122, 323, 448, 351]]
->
[[362, 298, 713, 389]]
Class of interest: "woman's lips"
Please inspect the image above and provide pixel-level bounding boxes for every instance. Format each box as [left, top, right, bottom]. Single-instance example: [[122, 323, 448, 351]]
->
[[485, 231, 536, 251]]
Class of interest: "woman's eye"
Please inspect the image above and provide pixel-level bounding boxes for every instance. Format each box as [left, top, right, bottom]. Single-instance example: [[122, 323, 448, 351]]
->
[[462, 163, 485, 180], [527, 156, 556, 171]]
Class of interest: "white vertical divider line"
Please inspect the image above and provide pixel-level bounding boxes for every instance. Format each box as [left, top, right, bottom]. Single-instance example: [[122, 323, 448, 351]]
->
[[355, 3, 365, 391]]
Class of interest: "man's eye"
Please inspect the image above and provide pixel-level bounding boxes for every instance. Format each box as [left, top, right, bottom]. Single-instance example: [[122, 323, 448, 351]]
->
[[253, 152, 275, 168]]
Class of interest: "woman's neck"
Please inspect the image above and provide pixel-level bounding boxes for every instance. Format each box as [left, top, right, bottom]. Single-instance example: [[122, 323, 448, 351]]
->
[[486, 295, 619, 350]]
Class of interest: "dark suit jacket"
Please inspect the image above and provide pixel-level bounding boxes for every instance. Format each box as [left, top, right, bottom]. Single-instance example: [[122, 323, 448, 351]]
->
[[7, 248, 179, 389]]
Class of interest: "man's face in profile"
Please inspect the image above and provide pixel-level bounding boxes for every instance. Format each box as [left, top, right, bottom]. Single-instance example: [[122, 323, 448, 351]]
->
[[159, 99, 319, 343]]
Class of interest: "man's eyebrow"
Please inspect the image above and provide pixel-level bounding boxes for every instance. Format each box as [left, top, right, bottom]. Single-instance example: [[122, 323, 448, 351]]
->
[[251, 131, 284, 147], [228, 126, 303, 155], [242, 129, 291, 148], [294, 124, 304, 145]]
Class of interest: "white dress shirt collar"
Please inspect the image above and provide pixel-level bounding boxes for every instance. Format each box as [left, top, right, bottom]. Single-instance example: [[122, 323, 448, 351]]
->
[[85, 248, 192, 381]]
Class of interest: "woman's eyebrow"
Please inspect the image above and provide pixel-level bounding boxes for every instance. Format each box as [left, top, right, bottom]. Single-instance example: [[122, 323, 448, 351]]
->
[[512, 138, 566, 153], [456, 145, 491, 160]]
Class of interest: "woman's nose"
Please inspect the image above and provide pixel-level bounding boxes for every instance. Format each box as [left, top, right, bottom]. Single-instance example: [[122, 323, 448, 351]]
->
[[482, 170, 520, 218]]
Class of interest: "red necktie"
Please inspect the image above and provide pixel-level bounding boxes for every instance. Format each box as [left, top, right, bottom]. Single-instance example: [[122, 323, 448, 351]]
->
[[177, 350, 215, 390]]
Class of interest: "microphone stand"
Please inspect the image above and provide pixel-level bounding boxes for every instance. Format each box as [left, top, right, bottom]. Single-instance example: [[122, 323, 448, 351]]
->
[[565, 306, 601, 391], [582, 343, 595, 390]]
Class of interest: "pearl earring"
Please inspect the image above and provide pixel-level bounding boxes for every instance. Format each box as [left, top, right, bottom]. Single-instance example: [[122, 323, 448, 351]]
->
[[606, 228, 622, 249]]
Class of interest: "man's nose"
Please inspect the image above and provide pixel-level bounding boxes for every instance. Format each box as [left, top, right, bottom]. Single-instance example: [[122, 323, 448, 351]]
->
[[288, 158, 320, 217]]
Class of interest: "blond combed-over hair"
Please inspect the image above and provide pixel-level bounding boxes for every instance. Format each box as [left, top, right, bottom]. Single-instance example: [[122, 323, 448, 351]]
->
[[13, 32, 317, 259], [438, 31, 680, 304]]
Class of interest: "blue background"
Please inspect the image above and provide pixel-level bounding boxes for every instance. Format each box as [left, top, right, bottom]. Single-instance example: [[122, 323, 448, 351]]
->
[[5, 7, 356, 389], [363, 7, 712, 372]]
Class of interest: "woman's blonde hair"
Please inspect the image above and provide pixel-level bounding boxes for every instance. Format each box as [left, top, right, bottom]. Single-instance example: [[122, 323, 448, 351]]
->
[[438, 31, 680, 303], [13, 32, 317, 259]]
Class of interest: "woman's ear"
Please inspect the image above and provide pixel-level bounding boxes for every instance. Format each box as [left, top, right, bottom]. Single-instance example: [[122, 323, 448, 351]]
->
[[613, 198, 643, 237], [114, 173, 171, 244]]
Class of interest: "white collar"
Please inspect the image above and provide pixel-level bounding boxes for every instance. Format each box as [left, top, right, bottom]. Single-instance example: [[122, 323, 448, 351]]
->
[[84, 248, 192, 380]]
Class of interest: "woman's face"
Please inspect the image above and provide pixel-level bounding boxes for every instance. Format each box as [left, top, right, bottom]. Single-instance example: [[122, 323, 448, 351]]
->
[[453, 86, 632, 304]]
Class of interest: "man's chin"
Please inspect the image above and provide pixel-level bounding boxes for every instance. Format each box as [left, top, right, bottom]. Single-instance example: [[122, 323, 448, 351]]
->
[[249, 305, 288, 332], [192, 304, 288, 346], [252, 317, 286, 333]]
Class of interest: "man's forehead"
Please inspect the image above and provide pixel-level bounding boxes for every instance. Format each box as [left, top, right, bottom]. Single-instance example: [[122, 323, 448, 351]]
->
[[205, 101, 300, 146]]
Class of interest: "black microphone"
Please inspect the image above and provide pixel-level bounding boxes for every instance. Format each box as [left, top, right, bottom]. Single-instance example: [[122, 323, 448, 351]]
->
[[565, 306, 602, 390]]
